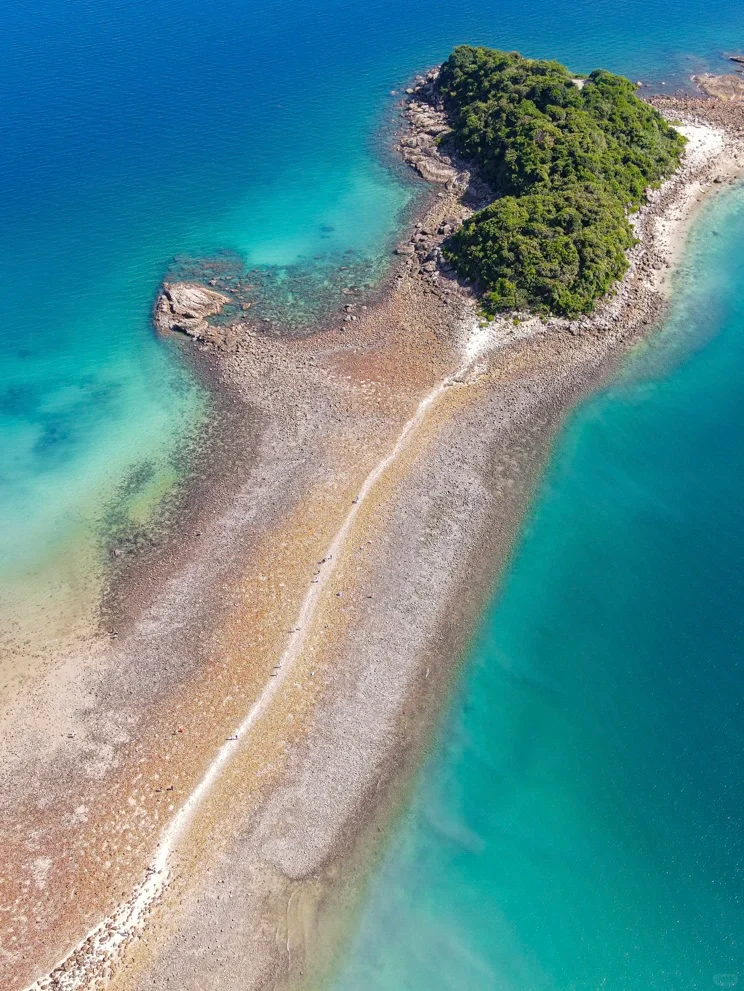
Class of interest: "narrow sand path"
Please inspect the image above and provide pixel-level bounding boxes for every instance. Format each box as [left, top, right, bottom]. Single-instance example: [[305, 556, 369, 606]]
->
[[24, 316, 489, 991]]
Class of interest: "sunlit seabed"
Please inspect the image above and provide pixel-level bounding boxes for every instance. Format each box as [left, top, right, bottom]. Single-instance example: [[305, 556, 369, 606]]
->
[[0, 138, 413, 652], [3, 0, 744, 979], [3, 0, 744, 649], [328, 183, 744, 991]]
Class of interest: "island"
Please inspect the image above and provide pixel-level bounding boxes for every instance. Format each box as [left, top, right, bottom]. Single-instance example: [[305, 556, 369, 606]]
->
[[16, 46, 744, 991], [435, 46, 685, 316]]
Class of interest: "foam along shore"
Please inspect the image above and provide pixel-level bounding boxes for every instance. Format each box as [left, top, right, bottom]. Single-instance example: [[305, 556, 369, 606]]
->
[[13, 87, 744, 991]]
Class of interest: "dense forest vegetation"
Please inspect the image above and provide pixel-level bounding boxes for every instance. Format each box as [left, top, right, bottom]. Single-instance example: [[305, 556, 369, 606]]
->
[[436, 46, 685, 317]]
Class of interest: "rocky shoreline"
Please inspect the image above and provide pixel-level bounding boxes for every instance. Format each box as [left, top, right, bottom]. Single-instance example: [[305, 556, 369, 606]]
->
[[694, 72, 744, 102], [398, 69, 744, 341], [154, 70, 744, 364], [8, 69, 744, 991]]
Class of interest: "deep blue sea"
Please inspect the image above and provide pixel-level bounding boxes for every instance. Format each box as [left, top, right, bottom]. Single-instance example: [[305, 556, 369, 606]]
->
[[2, 0, 744, 985]]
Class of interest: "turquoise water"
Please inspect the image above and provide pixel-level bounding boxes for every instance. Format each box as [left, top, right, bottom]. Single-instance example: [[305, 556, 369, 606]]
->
[[4, 0, 744, 982], [0, 0, 414, 608], [3, 0, 744, 610], [330, 189, 744, 989]]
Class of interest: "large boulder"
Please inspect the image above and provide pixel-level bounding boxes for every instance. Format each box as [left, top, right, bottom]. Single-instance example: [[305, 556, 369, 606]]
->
[[154, 282, 231, 338]]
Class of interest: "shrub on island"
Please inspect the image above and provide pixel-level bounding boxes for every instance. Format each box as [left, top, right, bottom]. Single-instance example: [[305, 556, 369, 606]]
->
[[436, 46, 686, 317]]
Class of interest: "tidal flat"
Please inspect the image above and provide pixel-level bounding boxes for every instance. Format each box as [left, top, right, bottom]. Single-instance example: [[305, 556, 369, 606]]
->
[[6, 61, 744, 991]]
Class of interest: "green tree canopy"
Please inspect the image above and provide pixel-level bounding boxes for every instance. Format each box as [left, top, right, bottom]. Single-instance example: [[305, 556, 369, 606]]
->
[[437, 47, 685, 317]]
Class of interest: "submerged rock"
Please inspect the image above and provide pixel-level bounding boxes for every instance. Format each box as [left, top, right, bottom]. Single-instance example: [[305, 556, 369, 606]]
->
[[154, 281, 231, 339], [693, 73, 744, 102]]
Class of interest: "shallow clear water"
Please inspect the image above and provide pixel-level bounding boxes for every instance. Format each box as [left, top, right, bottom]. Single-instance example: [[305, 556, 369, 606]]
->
[[329, 186, 744, 990], [4, 0, 744, 981], [3, 0, 744, 615]]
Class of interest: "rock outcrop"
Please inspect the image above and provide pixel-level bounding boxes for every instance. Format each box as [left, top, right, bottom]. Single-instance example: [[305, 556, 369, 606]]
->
[[694, 73, 744, 103], [154, 282, 231, 339], [397, 69, 462, 187]]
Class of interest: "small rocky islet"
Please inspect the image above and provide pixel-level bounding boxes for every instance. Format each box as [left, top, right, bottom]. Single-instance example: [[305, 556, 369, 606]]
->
[[22, 44, 744, 991], [153, 46, 744, 349], [153, 281, 232, 340], [154, 248, 383, 346]]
